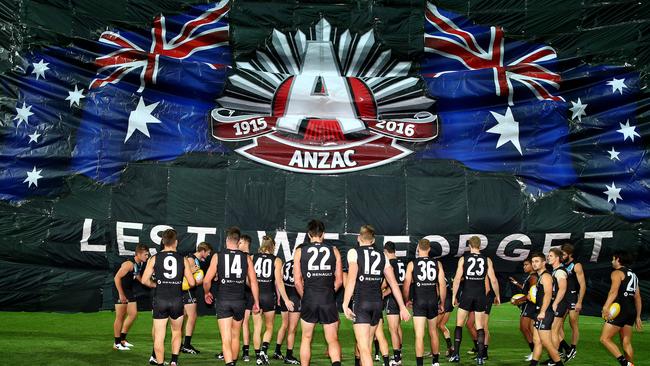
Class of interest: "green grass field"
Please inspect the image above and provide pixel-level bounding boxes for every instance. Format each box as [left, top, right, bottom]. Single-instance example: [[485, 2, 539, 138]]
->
[[1, 306, 647, 366]]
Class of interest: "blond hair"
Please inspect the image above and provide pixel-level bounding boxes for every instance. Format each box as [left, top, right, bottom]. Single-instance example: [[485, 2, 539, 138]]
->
[[468, 236, 481, 249], [259, 235, 275, 254], [359, 225, 375, 241]]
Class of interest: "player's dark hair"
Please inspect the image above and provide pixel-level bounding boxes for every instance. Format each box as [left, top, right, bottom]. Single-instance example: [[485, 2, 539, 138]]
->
[[240, 234, 252, 244], [307, 219, 325, 237], [523, 256, 532, 264], [530, 252, 546, 261], [613, 250, 633, 266], [135, 244, 149, 253], [549, 247, 564, 259], [226, 226, 241, 242], [161, 229, 177, 247], [197, 242, 213, 253], [561, 243, 575, 256], [384, 241, 396, 253]]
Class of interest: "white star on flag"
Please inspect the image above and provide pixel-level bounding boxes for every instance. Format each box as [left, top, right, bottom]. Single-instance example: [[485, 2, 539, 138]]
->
[[603, 182, 622, 204], [607, 147, 620, 161], [125, 96, 161, 143], [23, 166, 43, 188], [616, 120, 640, 142], [487, 107, 523, 155], [569, 98, 588, 122], [31, 59, 50, 80], [28, 132, 41, 144], [65, 85, 86, 107], [14, 102, 34, 126], [606, 78, 627, 95]]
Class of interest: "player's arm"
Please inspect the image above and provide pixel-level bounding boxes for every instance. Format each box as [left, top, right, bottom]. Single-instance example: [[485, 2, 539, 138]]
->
[[342, 249, 358, 320], [634, 285, 643, 331], [487, 257, 500, 304], [384, 257, 410, 321], [114, 261, 134, 303], [437, 261, 447, 310], [293, 248, 304, 297], [183, 258, 196, 288], [141, 257, 156, 288], [383, 278, 392, 298], [186, 257, 202, 286], [247, 255, 260, 312], [602, 270, 623, 319], [509, 276, 524, 290], [575, 263, 586, 312], [553, 270, 567, 310], [274, 258, 294, 311], [538, 273, 552, 317], [333, 246, 343, 292], [203, 255, 218, 304], [452, 257, 464, 306], [401, 261, 414, 302]]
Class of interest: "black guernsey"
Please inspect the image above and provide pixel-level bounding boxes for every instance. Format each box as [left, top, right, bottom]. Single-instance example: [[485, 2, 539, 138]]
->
[[300, 242, 336, 302], [616, 267, 638, 310], [216, 249, 248, 301], [463, 253, 487, 293], [353, 246, 386, 304], [412, 257, 439, 303], [552, 266, 568, 302], [120, 258, 138, 292], [253, 253, 276, 294], [153, 251, 185, 300], [564, 260, 580, 294], [535, 271, 552, 311]]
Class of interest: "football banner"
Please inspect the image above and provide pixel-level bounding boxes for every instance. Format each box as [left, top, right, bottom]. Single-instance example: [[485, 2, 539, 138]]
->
[[0, 0, 648, 315]]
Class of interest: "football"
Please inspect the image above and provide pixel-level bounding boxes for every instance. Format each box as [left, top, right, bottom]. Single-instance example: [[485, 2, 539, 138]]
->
[[511, 293, 526, 305], [182, 269, 205, 291], [603, 302, 621, 320], [528, 286, 538, 304]]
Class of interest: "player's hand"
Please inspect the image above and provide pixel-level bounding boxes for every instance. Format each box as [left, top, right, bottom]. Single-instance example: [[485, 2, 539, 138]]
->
[[192, 264, 199, 273], [575, 302, 582, 313], [405, 300, 413, 309], [537, 312, 545, 321], [635, 317, 643, 331], [494, 296, 501, 305], [204, 292, 214, 305], [118, 295, 127, 304], [552, 303, 557, 312], [453, 298, 459, 307], [509, 277, 519, 286], [285, 300, 295, 312], [344, 306, 356, 321], [399, 307, 411, 322], [438, 304, 445, 314], [253, 302, 260, 314]]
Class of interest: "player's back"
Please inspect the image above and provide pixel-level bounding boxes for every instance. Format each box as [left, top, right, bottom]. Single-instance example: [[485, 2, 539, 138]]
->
[[300, 241, 336, 302], [616, 267, 638, 309], [463, 252, 487, 293], [253, 253, 276, 293], [216, 248, 248, 301], [412, 257, 439, 303], [353, 246, 386, 304], [154, 251, 185, 300]]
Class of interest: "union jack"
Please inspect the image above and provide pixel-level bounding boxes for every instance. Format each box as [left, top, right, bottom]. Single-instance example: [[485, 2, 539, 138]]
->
[[90, 0, 229, 92], [424, 3, 562, 105]]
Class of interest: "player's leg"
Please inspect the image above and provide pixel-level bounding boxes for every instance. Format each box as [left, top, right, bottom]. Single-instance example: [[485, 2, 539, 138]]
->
[[242, 309, 251, 361], [567, 309, 580, 358], [299, 320, 316, 365], [386, 314, 402, 364], [413, 316, 427, 363], [169, 315, 185, 365], [324, 320, 342, 364], [466, 311, 478, 355], [437, 312, 452, 356], [274, 311, 289, 359], [540, 328, 563, 365], [285, 311, 301, 364], [153, 318, 169, 364], [620, 325, 634, 363], [427, 316, 440, 365], [218, 317, 235, 363], [231, 318, 244, 364], [600, 323, 625, 362], [482, 313, 490, 359], [551, 316, 564, 352], [473, 311, 486, 362], [113, 303, 128, 349], [354, 322, 373, 366], [262, 310, 275, 358], [520, 316, 534, 359], [451, 308, 469, 361], [374, 318, 390, 366], [532, 328, 543, 362], [182, 303, 199, 353], [119, 301, 138, 347], [253, 311, 264, 361]]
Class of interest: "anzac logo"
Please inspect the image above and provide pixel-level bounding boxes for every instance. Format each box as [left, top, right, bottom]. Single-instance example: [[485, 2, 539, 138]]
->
[[211, 19, 438, 173]]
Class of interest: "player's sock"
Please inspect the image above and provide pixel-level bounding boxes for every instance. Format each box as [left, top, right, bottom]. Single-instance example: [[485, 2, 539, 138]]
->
[[416, 357, 424, 366], [184, 335, 192, 347], [114, 337, 121, 345], [255, 349, 260, 357], [394, 349, 402, 361], [555, 361, 564, 366], [445, 337, 452, 350], [617, 355, 628, 366], [355, 357, 361, 366], [243, 345, 249, 356], [484, 344, 489, 358], [476, 329, 485, 359], [332, 361, 341, 366], [560, 340, 570, 353], [374, 340, 380, 357], [383, 355, 390, 366], [286, 349, 293, 358], [432, 353, 439, 363], [473, 339, 478, 352], [528, 342, 534, 351], [151, 348, 156, 358], [529, 360, 538, 366], [171, 354, 179, 363], [120, 332, 127, 342], [454, 326, 462, 355], [262, 341, 269, 354], [275, 343, 282, 354]]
